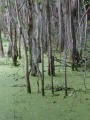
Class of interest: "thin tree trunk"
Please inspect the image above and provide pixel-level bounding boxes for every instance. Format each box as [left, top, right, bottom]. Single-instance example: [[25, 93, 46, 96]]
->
[[18, 27, 21, 59], [61, 0, 68, 96], [82, 0, 87, 49], [6, 0, 13, 57], [12, 25, 18, 66], [0, 29, 4, 57], [64, 12, 68, 97], [78, 0, 82, 59], [46, 0, 54, 95], [15, 0, 31, 93], [41, 0, 45, 96], [58, 0, 64, 52]]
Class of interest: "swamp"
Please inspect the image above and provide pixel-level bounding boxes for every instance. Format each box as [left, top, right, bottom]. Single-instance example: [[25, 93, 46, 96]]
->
[[0, 0, 90, 120]]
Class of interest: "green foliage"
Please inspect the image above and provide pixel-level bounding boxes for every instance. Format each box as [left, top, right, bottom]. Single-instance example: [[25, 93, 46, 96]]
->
[[0, 5, 5, 13], [86, 0, 90, 2], [88, 20, 90, 26], [49, 0, 55, 5], [38, 0, 41, 5], [85, 0, 90, 4], [10, 0, 15, 7], [14, 18, 18, 25]]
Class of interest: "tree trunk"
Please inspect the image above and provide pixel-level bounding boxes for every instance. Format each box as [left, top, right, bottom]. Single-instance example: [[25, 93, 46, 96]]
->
[[18, 27, 22, 59], [30, 38, 37, 76], [15, 0, 31, 93], [12, 25, 18, 66], [62, 0, 79, 70], [41, 0, 45, 96], [46, 0, 54, 95], [5, 0, 13, 57], [58, 0, 64, 52], [0, 29, 4, 57]]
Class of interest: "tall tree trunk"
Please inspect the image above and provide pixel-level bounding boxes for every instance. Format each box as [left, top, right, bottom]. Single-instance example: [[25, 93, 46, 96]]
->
[[6, 0, 13, 57], [78, 0, 82, 59], [58, 0, 64, 52], [30, 38, 37, 76], [0, 29, 4, 57], [15, 0, 31, 93], [18, 27, 21, 59], [12, 25, 18, 66], [41, 0, 45, 96], [46, 0, 54, 95], [27, 0, 38, 76], [62, 0, 79, 70], [82, 0, 87, 50], [63, 0, 68, 96]]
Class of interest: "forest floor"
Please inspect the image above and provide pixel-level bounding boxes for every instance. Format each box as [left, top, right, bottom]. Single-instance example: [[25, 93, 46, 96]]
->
[[0, 39, 90, 120], [0, 53, 90, 120]]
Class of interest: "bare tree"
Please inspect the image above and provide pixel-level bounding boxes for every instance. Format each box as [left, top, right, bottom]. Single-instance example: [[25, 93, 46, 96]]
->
[[15, 0, 31, 93], [5, 0, 13, 57], [46, 0, 54, 95]]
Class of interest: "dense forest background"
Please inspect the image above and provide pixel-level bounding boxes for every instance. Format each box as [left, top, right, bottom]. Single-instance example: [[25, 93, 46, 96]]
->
[[0, 0, 90, 119], [0, 0, 90, 94]]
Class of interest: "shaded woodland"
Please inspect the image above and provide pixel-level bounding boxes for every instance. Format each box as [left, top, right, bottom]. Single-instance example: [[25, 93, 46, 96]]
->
[[0, 0, 90, 97], [0, 0, 90, 120]]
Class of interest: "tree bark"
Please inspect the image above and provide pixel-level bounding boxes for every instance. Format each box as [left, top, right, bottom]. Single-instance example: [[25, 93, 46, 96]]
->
[[46, 0, 54, 95], [58, 0, 64, 52], [0, 29, 4, 57], [12, 25, 18, 66], [15, 0, 31, 93]]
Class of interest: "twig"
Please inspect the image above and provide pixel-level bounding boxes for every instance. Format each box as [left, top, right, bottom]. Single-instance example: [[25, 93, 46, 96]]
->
[[79, 6, 90, 27]]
